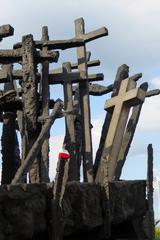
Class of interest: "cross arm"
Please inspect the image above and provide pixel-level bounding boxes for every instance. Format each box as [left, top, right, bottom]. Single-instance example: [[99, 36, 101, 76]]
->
[[13, 26, 108, 50], [0, 49, 59, 64], [48, 72, 104, 84], [13, 38, 85, 50], [84, 27, 108, 43], [0, 25, 14, 40], [146, 89, 160, 97], [50, 59, 100, 74], [105, 82, 146, 111], [124, 88, 146, 105], [81, 73, 142, 96], [75, 17, 108, 42]]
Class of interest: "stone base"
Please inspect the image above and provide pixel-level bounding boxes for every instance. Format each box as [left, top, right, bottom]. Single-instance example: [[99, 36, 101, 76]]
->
[[0, 180, 148, 240]]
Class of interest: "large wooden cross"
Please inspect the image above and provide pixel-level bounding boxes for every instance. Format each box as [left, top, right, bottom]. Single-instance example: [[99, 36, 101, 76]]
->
[[74, 18, 108, 183], [95, 78, 146, 186]]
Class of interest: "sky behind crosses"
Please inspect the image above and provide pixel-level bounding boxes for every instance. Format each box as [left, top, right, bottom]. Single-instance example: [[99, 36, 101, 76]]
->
[[0, 0, 160, 218]]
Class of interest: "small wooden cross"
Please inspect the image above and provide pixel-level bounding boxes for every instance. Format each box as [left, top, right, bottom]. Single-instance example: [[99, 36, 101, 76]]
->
[[95, 78, 146, 185]]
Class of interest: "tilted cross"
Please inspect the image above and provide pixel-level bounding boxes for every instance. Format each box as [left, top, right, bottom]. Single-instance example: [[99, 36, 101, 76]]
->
[[95, 78, 146, 185]]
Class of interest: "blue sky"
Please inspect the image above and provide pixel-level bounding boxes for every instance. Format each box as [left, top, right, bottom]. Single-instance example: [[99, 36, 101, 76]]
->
[[0, 0, 160, 218]]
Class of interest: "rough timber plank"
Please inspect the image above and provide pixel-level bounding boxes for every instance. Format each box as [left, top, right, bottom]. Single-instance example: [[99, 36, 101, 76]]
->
[[63, 62, 77, 181], [94, 64, 129, 179], [115, 82, 148, 180], [40, 26, 50, 183], [11, 100, 63, 184], [75, 18, 93, 183], [21, 34, 39, 183]]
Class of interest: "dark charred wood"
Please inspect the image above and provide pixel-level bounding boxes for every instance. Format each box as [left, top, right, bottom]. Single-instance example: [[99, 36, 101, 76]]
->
[[21, 34, 39, 183]]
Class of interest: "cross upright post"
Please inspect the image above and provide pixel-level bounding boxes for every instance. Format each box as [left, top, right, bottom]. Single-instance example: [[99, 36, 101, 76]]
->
[[74, 18, 108, 183], [75, 18, 93, 183], [40, 26, 50, 182], [62, 62, 77, 181]]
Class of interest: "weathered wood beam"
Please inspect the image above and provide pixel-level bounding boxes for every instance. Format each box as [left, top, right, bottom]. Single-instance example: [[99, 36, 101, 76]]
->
[[73, 83, 160, 98], [13, 25, 108, 50], [21, 34, 39, 183], [49, 72, 104, 84], [40, 26, 50, 183], [62, 62, 77, 181], [0, 48, 59, 64], [51, 59, 100, 74], [146, 144, 155, 239], [84, 27, 108, 43], [72, 51, 92, 181], [75, 17, 94, 183], [94, 64, 129, 179], [0, 24, 14, 40], [114, 82, 148, 180], [14, 38, 85, 50], [11, 100, 63, 184], [146, 89, 160, 97]]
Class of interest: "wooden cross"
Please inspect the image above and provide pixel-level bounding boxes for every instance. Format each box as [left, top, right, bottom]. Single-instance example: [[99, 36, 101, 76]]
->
[[13, 24, 107, 50], [95, 78, 146, 185], [74, 17, 108, 183]]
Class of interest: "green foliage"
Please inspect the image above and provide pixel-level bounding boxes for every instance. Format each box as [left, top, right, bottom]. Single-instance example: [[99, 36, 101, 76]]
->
[[155, 227, 160, 240]]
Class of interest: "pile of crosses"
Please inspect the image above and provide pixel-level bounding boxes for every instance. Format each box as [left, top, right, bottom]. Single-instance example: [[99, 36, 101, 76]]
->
[[0, 19, 158, 240]]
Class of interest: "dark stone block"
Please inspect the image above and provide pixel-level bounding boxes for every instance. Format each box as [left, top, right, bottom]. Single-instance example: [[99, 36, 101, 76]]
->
[[0, 180, 148, 239]]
